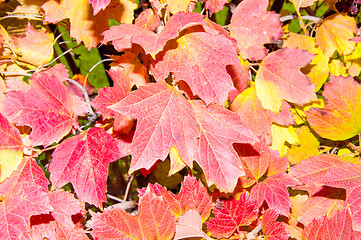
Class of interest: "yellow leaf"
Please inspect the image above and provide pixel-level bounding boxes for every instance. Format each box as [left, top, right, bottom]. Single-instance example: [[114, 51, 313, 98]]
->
[[165, 0, 191, 14], [286, 126, 320, 164], [283, 33, 330, 91], [329, 59, 348, 77], [169, 146, 187, 176], [344, 43, 361, 77], [11, 25, 54, 67], [316, 13, 356, 57], [271, 124, 299, 156], [291, 100, 324, 125], [0, 150, 23, 182]]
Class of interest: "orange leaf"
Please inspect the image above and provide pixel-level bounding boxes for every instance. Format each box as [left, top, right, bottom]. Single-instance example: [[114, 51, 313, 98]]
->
[[306, 74, 361, 140]]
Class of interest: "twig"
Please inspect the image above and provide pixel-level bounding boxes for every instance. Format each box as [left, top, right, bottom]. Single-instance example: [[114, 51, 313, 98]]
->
[[0, 14, 43, 21], [247, 223, 262, 240], [67, 78, 97, 121], [280, 15, 321, 23], [0, 71, 32, 76], [347, 142, 361, 154], [124, 174, 134, 201], [85, 58, 113, 83], [107, 194, 124, 202]]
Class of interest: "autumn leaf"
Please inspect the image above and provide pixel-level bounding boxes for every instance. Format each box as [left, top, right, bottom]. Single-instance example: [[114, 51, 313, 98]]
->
[[302, 208, 355, 239], [206, 192, 258, 238], [0, 158, 48, 198], [111, 52, 149, 87], [230, 86, 294, 144], [48, 127, 121, 207], [291, 0, 318, 8], [228, 0, 283, 60], [289, 154, 344, 185], [109, 82, 199, 173], [306, 74, 361, 140], [0, 182, 53, 240], [346, 186, 361, 231], [0, 113, 23, 181], [191, 101, 256, 192], [320, 162, 361, 189], [88, 0, 111, 15], [151, 27, 242, 105], [10, 24, 54, 67], [262, 209, 289, 240], [2, 65, 76, 147], [316, 13, 356, 57], [91, 187, 175, 239], [250, 173, 299, 216], [92, 67, 134, 134], [138, 175, 212, 221], [174, 210, 210, 240], [236, 136, 287, 182], [30, 190, 88, 240], [177, 175, 213, 221], [286, 126, 320, 164], [204, 0, 228, 16], [298, 186, 346, 226], [103, 12, 204, 56], [134, 8, 161, 31], [42, 0, 137, 49], [255, 47, 317, 113]]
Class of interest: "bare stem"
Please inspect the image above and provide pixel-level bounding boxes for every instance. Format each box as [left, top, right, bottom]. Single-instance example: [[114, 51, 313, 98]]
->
[[124, 174, 134, 201], [280, 15, 321, 23], [67, 78, 96, 119]]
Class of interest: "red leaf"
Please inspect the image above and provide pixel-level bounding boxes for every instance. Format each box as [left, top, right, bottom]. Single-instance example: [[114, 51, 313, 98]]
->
[[0, 158, 49, 197], [228, 0, 283, 60], [0, 182, 53, 240], [191, 101, 256, 192], [92, 67, 134, 134], [91, 188, 175, 239], [103, 12, 204, 56], [109, 82, 199, 173], [289, 154, 344, 185], [250, 173, 299, 216], [302, 208, 355, 240], [206, 192, 258, 238], [30, 190, 88, 240], [135, 8, 161, 31], [236, 136, 288, 182], [2, 65, 75, 146], [49, 127, 121, 207], [138, 175, 212, 221], [255, 48, 316, 113], [177, 175, 213, 221], [262, 209, 289, 240], [150, 28, 241, 105]]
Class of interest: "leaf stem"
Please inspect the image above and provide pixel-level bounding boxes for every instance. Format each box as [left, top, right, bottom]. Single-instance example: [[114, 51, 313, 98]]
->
[[347, 141, 361, 154]]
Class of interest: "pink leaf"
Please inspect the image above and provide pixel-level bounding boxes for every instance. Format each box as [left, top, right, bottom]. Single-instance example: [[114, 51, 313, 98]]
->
[[250, 173, 299, 216], [89, 0, 111, 15], [228, 0, 283, 60], [2, 65, 75, 146]]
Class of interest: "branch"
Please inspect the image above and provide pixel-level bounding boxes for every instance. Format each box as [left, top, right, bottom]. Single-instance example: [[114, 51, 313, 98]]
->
[[280, 15, 321, 23], [247, 223, 262, 240], [67, 78, 97, 122]]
